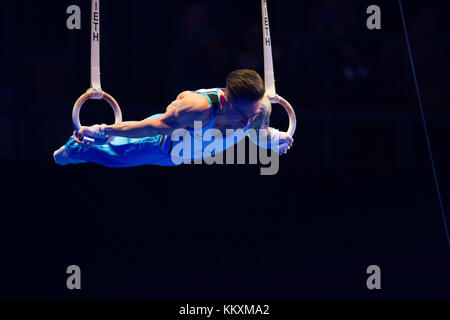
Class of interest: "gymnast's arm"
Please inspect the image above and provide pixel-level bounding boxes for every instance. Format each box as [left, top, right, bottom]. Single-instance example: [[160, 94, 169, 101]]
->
[[247, 98, 275, 146], [74, 92, 209, 141], [103, 101, 192, 138], [247, 97, 293, 153]]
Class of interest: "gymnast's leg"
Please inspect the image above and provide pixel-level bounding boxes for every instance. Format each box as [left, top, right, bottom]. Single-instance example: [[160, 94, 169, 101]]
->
[[53, 114, 178, 167]]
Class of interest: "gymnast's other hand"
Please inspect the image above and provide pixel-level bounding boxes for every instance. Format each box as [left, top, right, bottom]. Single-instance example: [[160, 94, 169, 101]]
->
[[73, 124, 106, 144], [278, 131, 294, 155]]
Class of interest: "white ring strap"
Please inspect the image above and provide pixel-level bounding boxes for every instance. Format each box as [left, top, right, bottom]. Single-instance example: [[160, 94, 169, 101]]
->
[[262, 0, 276, 100], [91, 0, 102, 95]]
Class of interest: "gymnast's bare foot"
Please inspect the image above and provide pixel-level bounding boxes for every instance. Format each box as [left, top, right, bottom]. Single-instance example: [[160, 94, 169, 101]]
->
[[53, 146, 86, 165]]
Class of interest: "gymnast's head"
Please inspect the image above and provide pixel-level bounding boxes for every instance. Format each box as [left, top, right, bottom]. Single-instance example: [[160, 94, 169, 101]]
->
[[223, 69, 266, 127]]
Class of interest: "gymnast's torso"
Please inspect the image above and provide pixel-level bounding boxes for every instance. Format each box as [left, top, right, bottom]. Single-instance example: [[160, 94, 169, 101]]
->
[[161, 88, 255, 163]]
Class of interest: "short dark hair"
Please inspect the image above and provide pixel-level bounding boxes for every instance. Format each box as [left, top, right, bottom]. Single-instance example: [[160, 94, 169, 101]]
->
[[225, 69, 265, 102]]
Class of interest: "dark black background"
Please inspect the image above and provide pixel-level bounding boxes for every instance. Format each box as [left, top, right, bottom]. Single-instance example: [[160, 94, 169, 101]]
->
[[1, 0, 449, 299]]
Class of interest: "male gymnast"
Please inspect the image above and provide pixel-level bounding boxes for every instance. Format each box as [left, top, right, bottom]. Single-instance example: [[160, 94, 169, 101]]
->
[[53, 69, 294, 167]]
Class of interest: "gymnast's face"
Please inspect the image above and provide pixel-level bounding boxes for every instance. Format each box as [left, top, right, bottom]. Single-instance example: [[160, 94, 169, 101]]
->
[[226, 95, 262, 128]]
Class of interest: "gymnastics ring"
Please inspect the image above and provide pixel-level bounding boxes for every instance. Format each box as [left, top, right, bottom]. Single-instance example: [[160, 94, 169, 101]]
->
[[268, 94, 297, 138], [72, 88, 123, 144]]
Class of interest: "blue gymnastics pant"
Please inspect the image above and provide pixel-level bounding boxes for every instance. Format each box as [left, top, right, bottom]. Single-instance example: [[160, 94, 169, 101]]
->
[[64, 114, 179, 167]]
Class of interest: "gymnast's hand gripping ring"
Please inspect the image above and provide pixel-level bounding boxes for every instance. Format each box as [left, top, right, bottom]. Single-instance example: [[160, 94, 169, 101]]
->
[[72, 88, 122, 145]]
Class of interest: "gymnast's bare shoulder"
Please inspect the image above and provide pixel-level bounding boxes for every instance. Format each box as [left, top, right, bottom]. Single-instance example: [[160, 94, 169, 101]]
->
[[163, 91, 211, 125]]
